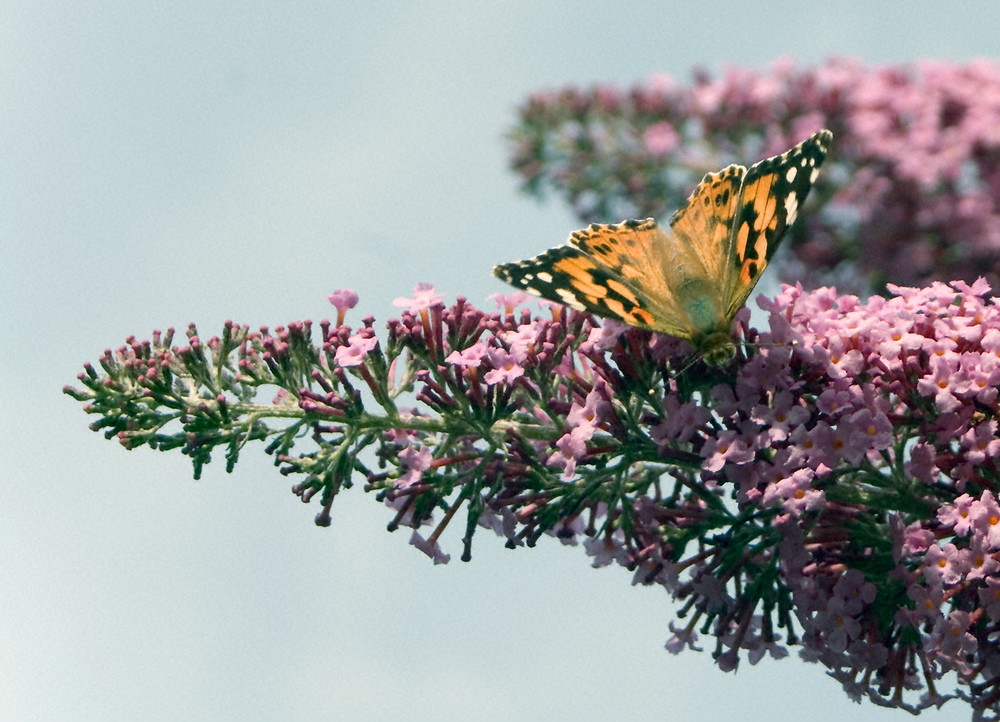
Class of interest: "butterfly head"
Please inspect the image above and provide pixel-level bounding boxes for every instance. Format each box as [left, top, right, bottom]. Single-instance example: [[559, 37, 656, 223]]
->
[[697, 331, 738, 368]]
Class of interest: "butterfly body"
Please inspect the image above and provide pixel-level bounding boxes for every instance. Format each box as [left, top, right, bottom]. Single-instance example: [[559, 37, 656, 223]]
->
[[494, 130, 833, 366]]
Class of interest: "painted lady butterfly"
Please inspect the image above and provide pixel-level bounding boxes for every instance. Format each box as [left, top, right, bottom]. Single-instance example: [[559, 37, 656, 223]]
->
[[493, 129, 832, 366]]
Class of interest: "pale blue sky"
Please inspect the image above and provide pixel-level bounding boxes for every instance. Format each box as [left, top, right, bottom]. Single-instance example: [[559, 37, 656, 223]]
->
[[4, 3, 997, 720]]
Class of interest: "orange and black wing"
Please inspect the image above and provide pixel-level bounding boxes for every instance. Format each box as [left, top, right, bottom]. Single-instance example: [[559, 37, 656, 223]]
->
[[492, 218, 694, 339], [720, 129, 832, 317]]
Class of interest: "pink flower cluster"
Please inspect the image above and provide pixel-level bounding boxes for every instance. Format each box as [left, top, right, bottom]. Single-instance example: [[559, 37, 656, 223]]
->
[[678, 278, 1000, 710], [367, 279, 1000, 713], [68, 278, 1000, 715], [509, 58, 1000, 293]]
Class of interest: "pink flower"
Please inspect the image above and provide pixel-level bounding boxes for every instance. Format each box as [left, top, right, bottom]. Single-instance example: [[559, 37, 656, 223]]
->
[[642, 121, 680, 156], [900, 522, 935, 556], [938, 493, 976, 536], [751, 391, 809, 443], [761, 467, 825, 515], [970, 491, 1000, 549], [922, 543, 968, 585], [488, 291, 532, 311], [978, 577, 1000, 621], [964, 539, 999, 581], [334, 333, 377, 367], [931, 610, 976, 665], [547, 382, 612, 480], [846, 407, 894, 453], [393, 282, 444, 314], [326, 289, 359, 321], [586, 320, 628, 351], [445, 342, 488, 367], [906, 442, 940, 485], [511, 60, 1000, 292], [960, 420, 1000, 464], [567, 381, 611, 428], [501, 323, 541, 355], [832, 569, 877, 614], [916, 355, 963, 413]]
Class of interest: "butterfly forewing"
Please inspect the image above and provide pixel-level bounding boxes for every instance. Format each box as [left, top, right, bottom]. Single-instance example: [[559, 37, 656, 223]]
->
[[667, 164, 746, 291], [721, 129, 832, 317]]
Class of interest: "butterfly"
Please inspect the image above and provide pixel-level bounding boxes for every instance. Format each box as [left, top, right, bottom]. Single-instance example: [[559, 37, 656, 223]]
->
[[493, 129, 833, 366]]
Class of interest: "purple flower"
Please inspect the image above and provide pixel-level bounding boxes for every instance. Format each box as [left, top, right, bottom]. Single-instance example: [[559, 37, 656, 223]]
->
[[813, 596, 862, 653], [906, 583, 944, 623], [483, 347, 526, 385], [548, 425, 593, 480], [703, 430, 756, 473], [652, 395, 712, 446], [583, 530, 628, 568], [409, 531, 451, 565], [396, 444, 432, 489], [664, 620, 702, 654]]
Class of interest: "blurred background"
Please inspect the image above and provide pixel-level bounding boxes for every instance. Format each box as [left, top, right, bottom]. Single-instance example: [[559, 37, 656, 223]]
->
[[3, 3, 997, 720]]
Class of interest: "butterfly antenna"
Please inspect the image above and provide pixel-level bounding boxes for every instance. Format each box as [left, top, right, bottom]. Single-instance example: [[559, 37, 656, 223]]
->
[[670, 351, 705, 381]]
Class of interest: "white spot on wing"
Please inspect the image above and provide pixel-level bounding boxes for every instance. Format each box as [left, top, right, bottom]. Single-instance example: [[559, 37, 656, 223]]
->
[[556, 288, 585, 309], [784, 192, 800, 223], [785, 166, 797, 182], [536, 271, 553, 283]]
